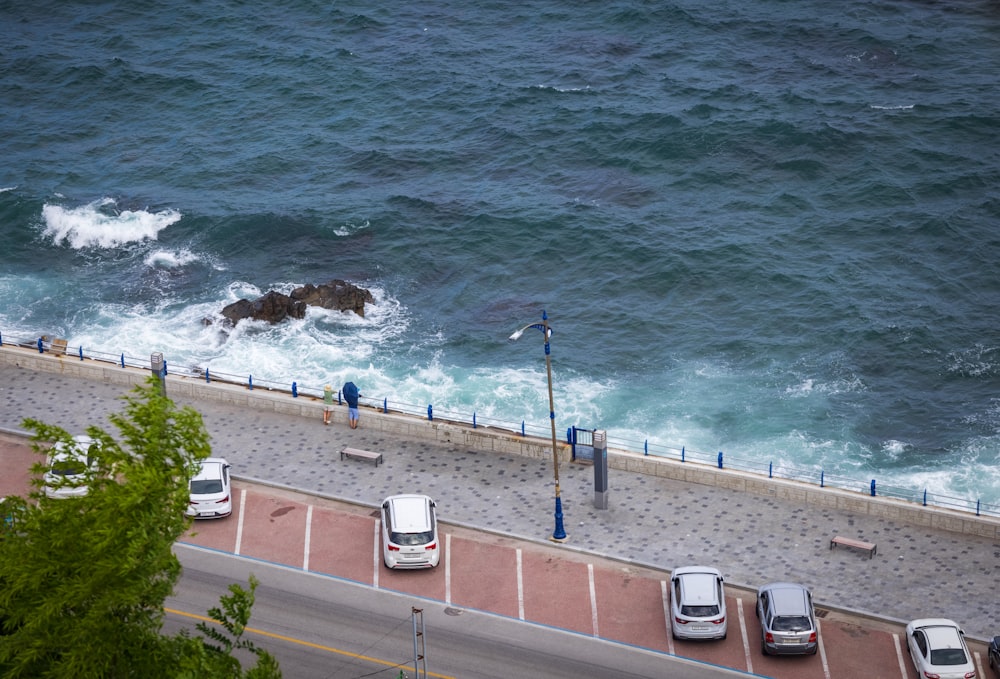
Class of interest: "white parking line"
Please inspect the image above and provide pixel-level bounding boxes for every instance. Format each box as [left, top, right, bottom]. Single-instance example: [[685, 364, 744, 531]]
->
[[588, 563, 599, 637], [974, 651, 984, 679], [516, 548, 524, 620], [661, 580, 675, 656], [302, 504, 313, 571], [737, 598, 753, 675], [234, 487, 246, 555], [817, 618, 831, 679], [893, 633, 908, 678], [445, 533, 452, 604], [372, 519, 380, 589]]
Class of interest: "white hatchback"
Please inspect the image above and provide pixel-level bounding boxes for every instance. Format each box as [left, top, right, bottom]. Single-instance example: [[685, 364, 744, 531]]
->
[[43, 435, 99, 499], [380, 494, 440, 569], [669, 566, 728, 640], [186, 457, 232, 519]]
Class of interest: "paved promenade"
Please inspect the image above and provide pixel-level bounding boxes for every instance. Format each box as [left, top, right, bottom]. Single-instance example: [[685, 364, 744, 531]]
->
[[1, 362, 996, 642]]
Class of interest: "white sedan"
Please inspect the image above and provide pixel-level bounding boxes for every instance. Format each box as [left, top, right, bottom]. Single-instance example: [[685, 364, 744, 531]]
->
[[43, 435, 99, 499], [186, 457, 232, 519], [905, 618, 976, 679]]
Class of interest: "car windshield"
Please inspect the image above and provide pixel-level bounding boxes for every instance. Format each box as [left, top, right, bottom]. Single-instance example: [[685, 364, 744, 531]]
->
[[50, 459, 87, 476], [390, 530, 434, 546], [682, 605, 720, 617], [772, 615, 811, 632], [191, 479, 224, 494], [930, 648, 968, 666]]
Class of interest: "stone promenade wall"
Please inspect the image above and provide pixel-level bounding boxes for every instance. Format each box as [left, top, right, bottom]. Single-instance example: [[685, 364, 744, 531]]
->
[[3, 343, 998, 540]]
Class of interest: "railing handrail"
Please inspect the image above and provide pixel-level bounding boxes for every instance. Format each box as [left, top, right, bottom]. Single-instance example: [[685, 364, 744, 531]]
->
[[3, 330, 997, 520]]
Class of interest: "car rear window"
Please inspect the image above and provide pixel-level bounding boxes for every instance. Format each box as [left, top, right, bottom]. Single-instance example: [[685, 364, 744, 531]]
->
[[930, 648, 968, 666], [390, 530, 434, 546], [191, 479, 224, 494], [681, 604, 720, 617], [772, 615, 811, 632]]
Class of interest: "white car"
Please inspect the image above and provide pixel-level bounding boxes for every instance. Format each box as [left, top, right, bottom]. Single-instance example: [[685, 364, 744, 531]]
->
[[43, 435, 99, 499], [186, 458, 232, 519], [380, 494, 440, 569], [669, 566, 727, 640], [905, 618, 977, 679]]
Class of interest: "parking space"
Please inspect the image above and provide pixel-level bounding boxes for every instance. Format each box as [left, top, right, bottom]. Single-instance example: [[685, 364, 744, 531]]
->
[[446, 535, 521, 619]]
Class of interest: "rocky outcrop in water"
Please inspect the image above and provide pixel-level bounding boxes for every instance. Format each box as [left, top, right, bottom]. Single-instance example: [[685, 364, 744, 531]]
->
[[217, 279, 374, 326]]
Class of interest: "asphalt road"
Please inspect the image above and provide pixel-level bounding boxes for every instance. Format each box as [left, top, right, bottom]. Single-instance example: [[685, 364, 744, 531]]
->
[[167, 544, 750, 679]]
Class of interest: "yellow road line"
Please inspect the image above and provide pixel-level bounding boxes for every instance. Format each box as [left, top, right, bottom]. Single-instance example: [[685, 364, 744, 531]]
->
[[165, 607, 456, 679]]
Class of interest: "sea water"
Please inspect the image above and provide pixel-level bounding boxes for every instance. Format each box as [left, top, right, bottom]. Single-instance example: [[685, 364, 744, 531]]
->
[[1, 0, 998, 504]]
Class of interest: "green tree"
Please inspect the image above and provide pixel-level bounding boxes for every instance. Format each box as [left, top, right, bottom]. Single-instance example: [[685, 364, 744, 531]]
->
[[0, 378, 281, 678]]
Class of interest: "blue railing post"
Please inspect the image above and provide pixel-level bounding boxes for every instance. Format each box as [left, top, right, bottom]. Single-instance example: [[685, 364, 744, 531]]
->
[[521, 421, 525, 437], [681, 446, 685, 462], [37, 337, 44, 353], [163, 359, 168, 375], [566, 426, 573, 443], [248, 375, 253, 391], [644, 440, 648, 456], [120, 353, 125, 368], [769, 461, 773, 479], [383, 398, 388, 413], [427, 404, 433, 421], [820, 470, 824, 487], [291, 382, 297, 397], [977, 499, 981, 516], [78, 346, 83, 361], [205, 368, 210, 383], [923, 489, 927, 506], [473, 412, 477, 429], [870, 479, 876, 496], [717, 451, 724, 469], [0, 331, 3, 346]]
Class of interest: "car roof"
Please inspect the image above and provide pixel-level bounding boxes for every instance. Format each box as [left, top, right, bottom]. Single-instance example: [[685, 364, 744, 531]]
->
[[674, 569, 721, 604], [193, 457, 229, 481], [911, 619, 965, 648], [49, 435, 97, 462], [760, 582, 810, 615], [673, 565, 722, 578], [384, 494, 434, 532]]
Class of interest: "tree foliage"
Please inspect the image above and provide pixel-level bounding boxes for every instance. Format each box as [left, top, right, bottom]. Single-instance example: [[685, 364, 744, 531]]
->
[[0, 378, 281, 678]]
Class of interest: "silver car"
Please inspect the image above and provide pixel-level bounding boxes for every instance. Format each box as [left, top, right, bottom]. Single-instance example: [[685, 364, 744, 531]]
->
[[755, 582, 818, 656], [669, 566, 727, 640]]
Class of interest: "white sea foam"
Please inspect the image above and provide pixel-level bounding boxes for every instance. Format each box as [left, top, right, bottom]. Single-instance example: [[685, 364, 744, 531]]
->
[[144, 249, 199, 268], [41, 198, 181, 249], [0, 186, 15, 193], [870, 104, 914, 110]]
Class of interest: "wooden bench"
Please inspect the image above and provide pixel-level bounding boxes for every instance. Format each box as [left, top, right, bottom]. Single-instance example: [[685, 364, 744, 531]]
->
[[340, 447, 383, 467], [830, 536, 877, 559], [50, 338, 68, 356]]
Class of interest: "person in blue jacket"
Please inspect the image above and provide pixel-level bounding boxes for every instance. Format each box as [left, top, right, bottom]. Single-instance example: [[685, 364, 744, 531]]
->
[[343, 381, 360, 429]]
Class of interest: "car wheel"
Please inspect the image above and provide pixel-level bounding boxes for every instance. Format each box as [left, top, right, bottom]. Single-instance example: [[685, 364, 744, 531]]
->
[[809, 646, 818, 656], [721, 633, 727, 641]]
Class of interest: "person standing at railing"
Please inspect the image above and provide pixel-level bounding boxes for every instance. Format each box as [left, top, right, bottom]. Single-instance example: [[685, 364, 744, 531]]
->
[[343, 381, 360, 429], [323, 384, 334, 425]]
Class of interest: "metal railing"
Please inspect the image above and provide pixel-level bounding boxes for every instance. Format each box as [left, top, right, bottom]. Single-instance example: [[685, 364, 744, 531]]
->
[[4, 329, 998, 520]]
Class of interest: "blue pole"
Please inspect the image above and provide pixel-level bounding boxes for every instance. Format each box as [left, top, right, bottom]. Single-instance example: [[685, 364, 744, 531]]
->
[[163, 359, 167, 375], [717, 451, 723, 469], [553, 495, 567, 542], [427, 404, 433, 421], [205, 368, 210, 383], [248, 375, 253, 391], [383, 398, 388, 413], [0, 331, 3, 346], [923, 489, 927, 506], [644, 440, 648, 456], [820, 470, 824, 487], [681, 446, 685, 462], [291, 382, 298, 398], [870, 479, 876, 497], [769, 461, 773, 479], [473, 412, 477, 429], [78, 346, 83, 361], [976, 499, 981, 516], [521, 421, 525, 437], [120, 353, 125, 368]]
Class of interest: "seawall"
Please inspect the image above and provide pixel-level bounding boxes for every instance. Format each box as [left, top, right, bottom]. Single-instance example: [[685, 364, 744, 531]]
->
[[3, 342, 998, 541]]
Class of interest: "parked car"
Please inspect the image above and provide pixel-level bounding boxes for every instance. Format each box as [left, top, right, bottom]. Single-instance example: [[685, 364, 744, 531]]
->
[[989, 635, 999, 675], [43, 435, 99, 499], [380, 494, 439, 569], [669, 566, 727, 640], [905, 618, 977, 679], [755, 582, 818, 655], [186, 457, 232, 519]]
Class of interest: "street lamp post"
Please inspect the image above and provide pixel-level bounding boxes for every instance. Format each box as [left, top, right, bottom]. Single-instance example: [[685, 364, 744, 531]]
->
[[509, 310, 568, 543]]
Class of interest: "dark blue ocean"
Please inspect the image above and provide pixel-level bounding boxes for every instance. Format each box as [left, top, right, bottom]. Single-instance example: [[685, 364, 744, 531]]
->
[[2, 1, 999, 505]]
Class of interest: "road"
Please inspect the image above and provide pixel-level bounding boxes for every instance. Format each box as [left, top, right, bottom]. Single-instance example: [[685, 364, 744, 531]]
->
[[168, 544, 748, 679]]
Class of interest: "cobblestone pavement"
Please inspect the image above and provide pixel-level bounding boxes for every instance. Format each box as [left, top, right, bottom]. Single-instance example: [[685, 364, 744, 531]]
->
[[1, 363, 997, 641]]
